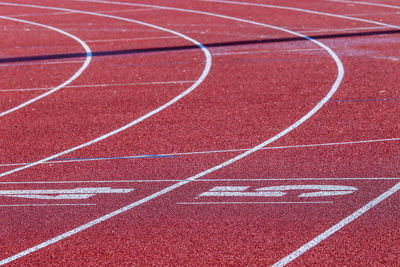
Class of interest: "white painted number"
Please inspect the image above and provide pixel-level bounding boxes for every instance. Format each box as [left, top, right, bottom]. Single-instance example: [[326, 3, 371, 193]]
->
[[0, 187, 134, 200], [199, 185, 357, 198]]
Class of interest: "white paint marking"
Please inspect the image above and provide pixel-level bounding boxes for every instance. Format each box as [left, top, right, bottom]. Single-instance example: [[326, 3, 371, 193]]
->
[[300, 26, 387, 33], [1, 137, 398, 167], [0, 2, 344, 264], [209, 186, 249, 191], [298, 190, 355, 197], [0, 203, 96, 207], [0, 60, 85, 68], [200, 185, 357, 198], [0, 2, 212, 181], [329, 0, 400, 10], [0, 80, 196, 92], [200, 191, 285, 197], [0, 187, 133, 200], [5, 194, 96, 200], [177, 201, 333, 205], [256, 185, 357, 191], [212, 48, 324, 56], [0, 177, 398, 185], [203, 0, 400, 30], [0, 16, 92, 118], [86, 36, 179, 43], [272, 182, 400, 266], [0, 187, 133, 195]]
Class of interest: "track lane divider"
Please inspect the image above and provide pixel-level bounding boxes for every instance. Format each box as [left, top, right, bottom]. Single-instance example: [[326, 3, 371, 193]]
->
[[0, 15, 92, 118]]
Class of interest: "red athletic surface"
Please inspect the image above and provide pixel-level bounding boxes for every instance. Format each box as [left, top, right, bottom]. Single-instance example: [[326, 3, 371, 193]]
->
[[1, 0, 399, 265]]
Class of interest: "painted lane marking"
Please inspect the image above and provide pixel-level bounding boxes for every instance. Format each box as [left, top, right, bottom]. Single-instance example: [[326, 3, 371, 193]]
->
[[272, 182, 400, 266], [300, 26, 388, 33], [200, 186, 285, 197], [0, 177, 399, 185], [0, 204, 96, 207], [329, 0, 400, 10], [212, 48, 324, 56], [0, 80, 196, 92], [200, 0, 400, 265], [0, 2, 344, 265], [0, 187, 133, 200], [86, 36, 179, 43], [0, 60, 85, 68], [5, 8, 156, 19], [199, 185, 357, 198], [1, 136, 398, 167], [0, 2, 212, 180], [257, 185, 357, 197], [177, 201, 333, 205], [0, 16, 92, 118], [203, 0, 400, 30]]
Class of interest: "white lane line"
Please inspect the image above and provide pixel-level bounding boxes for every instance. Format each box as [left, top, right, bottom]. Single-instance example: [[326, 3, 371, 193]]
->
[[1, 136, 398, 167], [0, 60, 85, 68], [203, 0, 400, 30], [272, 182, 400, 266], [177, 201, 334, 204], [6, 8, 156, 18], [0, 204, 95, 207], [0, 1, 344, 265], [86, 36, 179, 43], [0, 180, 182, 184], [200, 1, 400, 265], [0, 80, 196, 92], [300, 26, 388, 33], [212, 48, 324, 56], [0, 2, 212, 181], [0, 16, 92, 118], [329, 0, 400, 10], [0, 177, 399, 184]]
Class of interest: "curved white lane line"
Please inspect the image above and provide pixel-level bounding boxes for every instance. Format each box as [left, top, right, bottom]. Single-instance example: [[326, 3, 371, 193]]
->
[[202, 0, 400, 29], [200, 1, 400, 266], [0, 2, 212, 180], [0, 1, 344, 265], [0, 16, 92, 118], [329, 0, 400, 10]]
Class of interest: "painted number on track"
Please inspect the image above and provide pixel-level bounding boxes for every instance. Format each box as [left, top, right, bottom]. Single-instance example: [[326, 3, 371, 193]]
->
[[199, 185, 357, 198], [0, 187, 134, 200]]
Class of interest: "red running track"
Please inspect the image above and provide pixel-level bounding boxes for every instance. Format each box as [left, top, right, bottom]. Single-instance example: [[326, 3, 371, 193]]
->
[[0, 0, 399, 265]]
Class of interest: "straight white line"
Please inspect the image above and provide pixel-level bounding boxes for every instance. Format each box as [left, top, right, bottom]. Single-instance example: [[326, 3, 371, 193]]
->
[[177, 201, 334, 204], [0, 1, 344, 265], [212, 48, 324, 56], [300, 26, 387, 33], [0, 203, 95, 207], [0, 2, 212, 181], [272, 182, 400, 266], [202, 177, 400, 181], [0, 177, 399, 185], [86, 36, 179, 43], [0, 180, 182, 184], [0, 80, 196, 92], [0, 16, 92, 118], [1, 137, 398, 167], [328, 0, 400, 10], [0, 60, 85, 68]]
